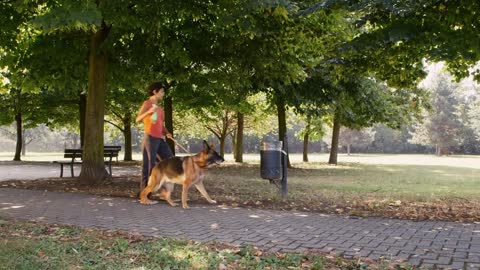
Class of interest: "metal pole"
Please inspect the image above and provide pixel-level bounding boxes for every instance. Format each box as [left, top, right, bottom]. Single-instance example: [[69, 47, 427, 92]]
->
[[281, 134, 287, 198]]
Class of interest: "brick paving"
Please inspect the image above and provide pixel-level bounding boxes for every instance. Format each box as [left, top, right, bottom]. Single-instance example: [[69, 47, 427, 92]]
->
[[1, 188, 479, 269]]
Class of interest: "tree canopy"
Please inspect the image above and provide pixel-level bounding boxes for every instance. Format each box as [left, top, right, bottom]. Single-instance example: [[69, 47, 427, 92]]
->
[[1, 0, 478, 175]]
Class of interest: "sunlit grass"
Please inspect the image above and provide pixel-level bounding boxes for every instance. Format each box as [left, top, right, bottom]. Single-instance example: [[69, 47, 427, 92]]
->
[[202, 159, 480, 202], [290, 163, 480, 198], [1, 219, 398, 270]]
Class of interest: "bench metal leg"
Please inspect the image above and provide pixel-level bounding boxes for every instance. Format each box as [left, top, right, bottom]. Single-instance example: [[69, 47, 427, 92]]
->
[[70, 164, 74, 177], [60, 164, 64, 178]]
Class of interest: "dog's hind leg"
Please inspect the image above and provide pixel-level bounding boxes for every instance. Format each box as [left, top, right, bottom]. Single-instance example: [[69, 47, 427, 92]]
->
[[195, 182, 216, 204], [140, 171, 159, 205], [139, 185, 158, 205]]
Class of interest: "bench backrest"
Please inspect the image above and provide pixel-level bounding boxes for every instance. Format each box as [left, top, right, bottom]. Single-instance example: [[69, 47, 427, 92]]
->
[[64, 149, 82, 160], [104, 146, 121, 159], [63, 146, 121, 160], [104, 145, 121, 151]]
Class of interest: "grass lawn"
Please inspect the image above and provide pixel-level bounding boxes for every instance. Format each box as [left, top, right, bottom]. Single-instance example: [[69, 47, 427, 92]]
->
[[1, 152, 479, 221], [225, 153, 480, 201], [0, 219, 407, 270], [284, 162, 480, 199], [199, 155, 480, 221]]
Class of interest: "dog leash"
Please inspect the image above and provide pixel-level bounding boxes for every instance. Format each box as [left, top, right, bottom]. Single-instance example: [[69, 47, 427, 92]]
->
[[169, 137, 191, 154]]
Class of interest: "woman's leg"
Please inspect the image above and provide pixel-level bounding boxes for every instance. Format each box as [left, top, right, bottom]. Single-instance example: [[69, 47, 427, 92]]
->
[[141, 135, 161, 191], [141, 138, 149, 191]]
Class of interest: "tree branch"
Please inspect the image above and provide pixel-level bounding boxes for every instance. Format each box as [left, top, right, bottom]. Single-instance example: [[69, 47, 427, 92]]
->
[[206, 126, 221, 139], [297, 0, 345, 17], [104, 119, 124, 132]]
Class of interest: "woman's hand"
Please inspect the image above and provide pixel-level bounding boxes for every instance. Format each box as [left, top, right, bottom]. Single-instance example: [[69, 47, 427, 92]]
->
[[136, 102, 156, 123], [147, 105, 156, 114]]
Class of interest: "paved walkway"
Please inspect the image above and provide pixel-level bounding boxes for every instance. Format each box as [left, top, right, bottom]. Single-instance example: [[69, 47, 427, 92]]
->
[[1, 189, 479, 269], [0, 162, 140, 180]]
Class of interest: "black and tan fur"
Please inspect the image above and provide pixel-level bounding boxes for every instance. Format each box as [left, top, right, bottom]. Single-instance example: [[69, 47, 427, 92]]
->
[[140, 140, 224, 208]]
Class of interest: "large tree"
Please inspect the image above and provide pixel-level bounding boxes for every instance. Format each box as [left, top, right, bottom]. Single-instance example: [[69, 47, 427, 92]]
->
[[0, 2, 39, 161], [411, 72, 463, 155], [25, 0, 233, 183]]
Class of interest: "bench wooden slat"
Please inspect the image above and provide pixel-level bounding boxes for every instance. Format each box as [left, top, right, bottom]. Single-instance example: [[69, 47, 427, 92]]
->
[[104, 145, 121, 150]]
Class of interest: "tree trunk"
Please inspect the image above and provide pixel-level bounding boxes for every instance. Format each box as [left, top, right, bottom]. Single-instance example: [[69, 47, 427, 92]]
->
[[347, 144, 351, 155], [79, 22, 111, 184], [219, 135, 226, 157], [164, 93, 175, 155], [303, 116, 311, 162], [14, 112, 22, 161], [123, 114, 133, 161], [21, 133, 26, 156], [328, 114, 341, 165], [235, 112, 244, 162], [80, 93, 87, 147], [303, 132, 309, 162], [276, 96, 291, 168], [231, 132, 237, 160]]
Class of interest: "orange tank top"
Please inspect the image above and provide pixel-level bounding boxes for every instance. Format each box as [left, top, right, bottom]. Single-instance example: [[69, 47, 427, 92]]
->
[[142, 100, 165, 138]]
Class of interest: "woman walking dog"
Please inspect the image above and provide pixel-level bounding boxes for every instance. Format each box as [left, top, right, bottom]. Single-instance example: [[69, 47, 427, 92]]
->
[[136, 82, 174, 193]]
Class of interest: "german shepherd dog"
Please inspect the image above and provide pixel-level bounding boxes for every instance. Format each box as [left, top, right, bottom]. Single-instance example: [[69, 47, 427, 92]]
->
[[140, 141, 224, 208]]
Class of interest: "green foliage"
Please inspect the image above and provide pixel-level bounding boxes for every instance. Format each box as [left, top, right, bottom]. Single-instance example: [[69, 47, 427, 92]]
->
[[295, 114, 326, 142], [340, 0, 480, 84], [31, 1, 101, 33], [175, 92, 276, 144], [292, 63, 428, 133], [106, 87, 144, 129], [0, 1, 87, 131]]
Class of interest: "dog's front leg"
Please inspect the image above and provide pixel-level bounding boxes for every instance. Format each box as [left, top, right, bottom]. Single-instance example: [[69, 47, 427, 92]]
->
[[181, 184, 190, 209], [161, 183, 177, 207], [195, 182, 216, 204]]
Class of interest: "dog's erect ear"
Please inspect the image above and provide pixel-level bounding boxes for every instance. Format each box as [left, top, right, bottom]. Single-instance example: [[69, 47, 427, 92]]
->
[[203, 140, 210, 151]]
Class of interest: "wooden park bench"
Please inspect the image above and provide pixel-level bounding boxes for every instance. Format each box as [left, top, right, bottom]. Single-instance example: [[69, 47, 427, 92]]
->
[[53, 146, 121, 177]]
